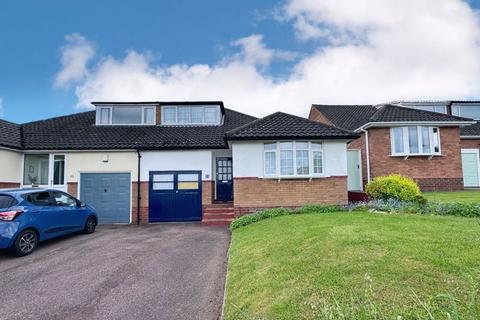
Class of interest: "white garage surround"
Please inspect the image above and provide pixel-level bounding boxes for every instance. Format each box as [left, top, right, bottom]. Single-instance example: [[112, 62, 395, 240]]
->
[[461, 149, 480, 188]]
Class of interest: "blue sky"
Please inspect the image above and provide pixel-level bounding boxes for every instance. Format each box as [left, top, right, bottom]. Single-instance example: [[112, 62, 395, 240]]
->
[[1, 0, 480, 123]]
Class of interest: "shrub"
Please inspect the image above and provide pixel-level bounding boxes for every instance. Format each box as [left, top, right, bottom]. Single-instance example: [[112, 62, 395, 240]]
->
[[365, 174, 422, 202], [230, 205, 345, 230]]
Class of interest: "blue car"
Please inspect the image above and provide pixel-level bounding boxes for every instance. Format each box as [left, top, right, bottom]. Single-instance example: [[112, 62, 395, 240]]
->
[[0, 188, 98, 257]]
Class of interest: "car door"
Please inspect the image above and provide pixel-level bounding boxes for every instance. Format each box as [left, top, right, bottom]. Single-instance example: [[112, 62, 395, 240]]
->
[[51, 191, 85, 231], [25, 191, 64, 238]]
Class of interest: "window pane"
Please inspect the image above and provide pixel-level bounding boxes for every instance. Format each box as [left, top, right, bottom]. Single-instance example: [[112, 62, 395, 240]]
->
[[433, 128, 440, 153], [296, 150, 309, 175], [296, 142, 309, 150], [53, 155, 65, 185], [311, 142, 322, 150], [265, 152, 276, 175], [280, 150, 294, 175], [100, 108, 110, 124], [279, 142, 293, 150], [27, 192, 53, 206], [453, 105, 480, 120], [23, 154, 49, 185], [204, 107, 218, 123], [392, 128, 404, 154], [421, 127, 431, 153], [52, 192, 77, 207], [153, 174, 173, 182], [143, 108, 155, 124], [264, 143, 276, 151], [408, 127, 419, 153], [434, 106, 446, 114], [163, 107, 176, 123], [178, 181, 199, 190], [452, 105, 460, 116], [178, 173, 198, 182], [153, 182, 174, 190], [313, 151, 323, 174], [191, 106, 204, 123], [112, 107, 142, 124], [177, 106, 190, 123]]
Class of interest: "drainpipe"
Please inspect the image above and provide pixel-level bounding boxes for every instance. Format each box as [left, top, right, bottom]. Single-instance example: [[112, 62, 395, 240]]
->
[[136, 149, 142, 225], [361, 128, 371, 183]]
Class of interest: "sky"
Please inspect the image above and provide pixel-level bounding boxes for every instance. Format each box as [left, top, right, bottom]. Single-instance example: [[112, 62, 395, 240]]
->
[[1, 0, 480, 123]]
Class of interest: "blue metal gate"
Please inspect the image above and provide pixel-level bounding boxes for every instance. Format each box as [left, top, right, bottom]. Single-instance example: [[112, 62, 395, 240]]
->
[[148, 171, 202, 222], [80, 173, 131, 224]]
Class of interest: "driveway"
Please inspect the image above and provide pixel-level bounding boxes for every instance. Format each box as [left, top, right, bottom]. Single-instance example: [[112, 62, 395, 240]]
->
[[0, 224, 230, 320]]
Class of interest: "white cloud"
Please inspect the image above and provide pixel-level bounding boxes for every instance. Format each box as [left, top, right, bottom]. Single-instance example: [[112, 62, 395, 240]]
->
[[58, 0, 480, 117], [54, 33, 95, 88]]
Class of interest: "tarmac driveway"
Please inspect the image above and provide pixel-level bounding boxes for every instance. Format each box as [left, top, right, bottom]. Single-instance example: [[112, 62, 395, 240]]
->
[[0, 224, 230, 320]]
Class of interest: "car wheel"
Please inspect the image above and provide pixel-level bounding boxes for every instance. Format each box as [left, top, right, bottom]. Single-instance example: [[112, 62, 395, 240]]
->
[[12, 229, 38, 257], [83, 217, 97, 234]]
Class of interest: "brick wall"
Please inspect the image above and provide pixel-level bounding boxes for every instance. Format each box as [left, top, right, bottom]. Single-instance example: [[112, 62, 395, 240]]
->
[[132, 181, 149, 224], [309, 107, 334, 126], [0, 182, 20, 189], [67, 182, 78, 197], [361, 127, 464, 191], [233, 176, 348, 216], [461, 139, 480, 150]]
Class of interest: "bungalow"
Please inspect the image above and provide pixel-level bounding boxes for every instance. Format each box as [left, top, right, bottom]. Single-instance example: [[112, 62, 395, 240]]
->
[[0, 101, 357, 225], [309, 103, 476, 191]]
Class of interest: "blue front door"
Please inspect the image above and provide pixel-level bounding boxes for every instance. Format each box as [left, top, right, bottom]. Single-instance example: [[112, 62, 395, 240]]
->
[[149, 171, 202, 222], [216, 158, 233, 201]]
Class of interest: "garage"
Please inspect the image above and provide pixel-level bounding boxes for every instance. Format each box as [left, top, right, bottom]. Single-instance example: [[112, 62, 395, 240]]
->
[[461, 149, 480, 187], [80, 173, 131, 224], [149, 171, 202, 222]]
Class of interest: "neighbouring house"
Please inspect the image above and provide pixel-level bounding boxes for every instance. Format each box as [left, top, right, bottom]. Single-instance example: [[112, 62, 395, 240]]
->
[[309, 103, 476, 191], [0, 101, 358, 225]]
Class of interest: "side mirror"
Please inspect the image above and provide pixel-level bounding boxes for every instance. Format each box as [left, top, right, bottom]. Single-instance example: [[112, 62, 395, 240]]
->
[[79, 201, 86, 208]]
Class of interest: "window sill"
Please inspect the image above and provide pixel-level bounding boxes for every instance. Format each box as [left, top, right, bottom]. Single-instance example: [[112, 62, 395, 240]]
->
[[263, 175, 328, 180], [390, 154, 442, 158]]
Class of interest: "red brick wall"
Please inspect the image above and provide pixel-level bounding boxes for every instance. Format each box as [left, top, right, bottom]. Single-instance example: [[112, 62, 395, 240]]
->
[[67, 182, 78, 197], [461, 139, 480, 150], [233, 176, 348, 216], [363, 127, 463, 191], [309, 107, 334, 126], [0, 182, 20, 189]]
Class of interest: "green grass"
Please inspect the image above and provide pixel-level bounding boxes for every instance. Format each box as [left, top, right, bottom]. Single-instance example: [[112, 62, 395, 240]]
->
[[224, 212, 480, 319], [424, 190, 480, 203]]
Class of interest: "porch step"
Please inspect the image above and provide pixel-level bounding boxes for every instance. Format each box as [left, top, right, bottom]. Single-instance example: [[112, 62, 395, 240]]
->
[[202, 217, 235, 226], [202, 205, 235, 226], [203, 207, 235, 214], [203, 212, 235, 219], [205, 202, 233, 208]]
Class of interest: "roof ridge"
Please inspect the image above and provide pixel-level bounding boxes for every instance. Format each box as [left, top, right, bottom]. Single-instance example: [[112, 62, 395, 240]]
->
[[276, 111, 357, 135], [223, 107, 258, 120], [225, 112, 280, 135]]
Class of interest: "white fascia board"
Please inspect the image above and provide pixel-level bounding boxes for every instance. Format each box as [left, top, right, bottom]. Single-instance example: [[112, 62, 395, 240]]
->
[[460, 136, 480, 139], [354, 121, 477, 132]]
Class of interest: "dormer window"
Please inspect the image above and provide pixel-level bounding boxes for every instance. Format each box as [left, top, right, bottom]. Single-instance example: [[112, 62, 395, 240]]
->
[[161, 105, 221, 125], [96, 106, 156, 125]]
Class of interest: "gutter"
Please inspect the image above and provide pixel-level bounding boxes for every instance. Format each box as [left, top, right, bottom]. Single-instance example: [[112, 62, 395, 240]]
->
[[136, 149, 142, 225], [361, 128, 371, 183]]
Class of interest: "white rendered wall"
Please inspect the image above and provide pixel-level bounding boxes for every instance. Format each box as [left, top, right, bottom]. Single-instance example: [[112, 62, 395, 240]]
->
[[0, 149, 22, 182], [140, 150, 214, 181]]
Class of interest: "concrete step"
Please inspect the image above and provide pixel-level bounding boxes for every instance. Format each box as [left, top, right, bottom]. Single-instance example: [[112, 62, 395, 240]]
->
[[203, 212, 235, 219], [202, 219, 234, 226], [203, 208, 234, 214]]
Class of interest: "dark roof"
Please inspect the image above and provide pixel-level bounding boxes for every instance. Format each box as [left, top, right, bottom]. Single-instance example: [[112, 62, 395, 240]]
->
[[311, 105, 377, 131], [0, 119, 22, 149], [461, 122, 480, 136], [15, 108, 256, 150], [226, 112, 358, 141], [313, 104, 474, 131]]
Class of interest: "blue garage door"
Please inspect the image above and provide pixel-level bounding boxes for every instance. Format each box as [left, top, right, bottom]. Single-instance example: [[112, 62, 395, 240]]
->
[[149, 171, 202, 222], [80, 173, 131, 224]]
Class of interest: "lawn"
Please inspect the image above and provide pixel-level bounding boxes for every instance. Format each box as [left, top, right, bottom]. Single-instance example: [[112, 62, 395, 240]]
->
[[424, 190, 480, 203], [224, 212, 480, 319]]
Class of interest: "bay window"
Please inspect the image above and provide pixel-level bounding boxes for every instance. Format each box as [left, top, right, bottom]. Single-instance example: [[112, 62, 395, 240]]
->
[[391, 126, 440, 156], [264, 141, 324, 177]]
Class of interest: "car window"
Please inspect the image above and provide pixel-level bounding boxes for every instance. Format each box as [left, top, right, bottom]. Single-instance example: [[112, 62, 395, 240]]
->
[[52, 192, 78, 207], [27, 192, 53, 206], [0, 195, 17, 209]]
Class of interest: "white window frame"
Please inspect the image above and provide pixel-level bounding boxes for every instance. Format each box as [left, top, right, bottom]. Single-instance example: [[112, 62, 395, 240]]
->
[[96, 106, 156, 125], [451, 104, 480, 120], [390, 126, 441, 157], [263, 141, 325, 178], [22, 153, 68, 192], [161, 105, 221, 125]]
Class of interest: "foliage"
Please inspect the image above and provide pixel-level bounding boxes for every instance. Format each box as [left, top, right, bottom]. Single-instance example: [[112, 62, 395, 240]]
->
[[365, 174, 422, 202], [230, 205, 343, 230]]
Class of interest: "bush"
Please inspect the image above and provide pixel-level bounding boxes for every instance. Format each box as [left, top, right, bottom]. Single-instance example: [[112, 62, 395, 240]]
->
[[230, 205, 344, 230], [365, 174, 422, 202]]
